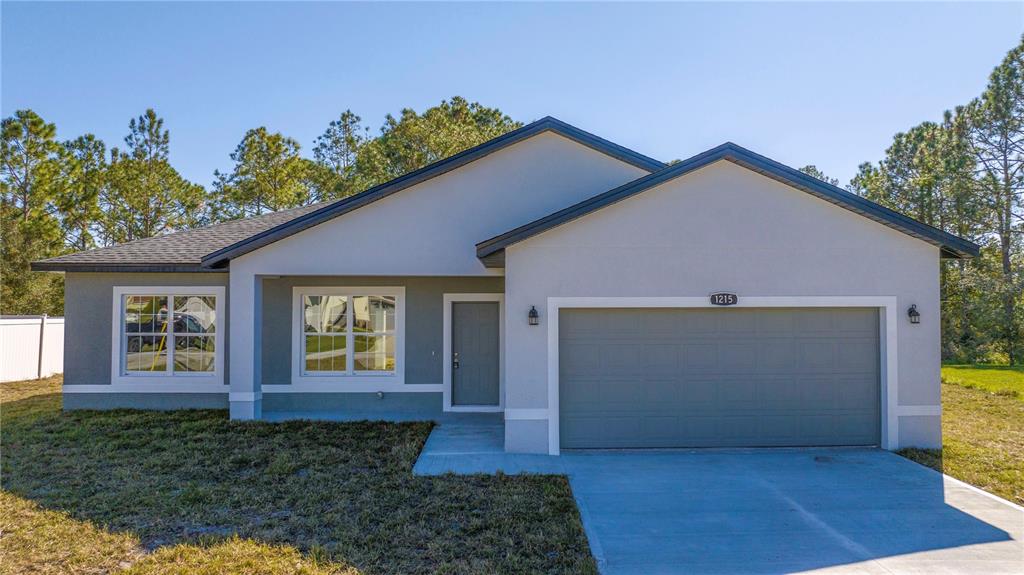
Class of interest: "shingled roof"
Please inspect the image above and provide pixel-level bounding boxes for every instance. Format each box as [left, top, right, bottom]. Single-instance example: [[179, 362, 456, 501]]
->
[[31, 203, 325, 272]]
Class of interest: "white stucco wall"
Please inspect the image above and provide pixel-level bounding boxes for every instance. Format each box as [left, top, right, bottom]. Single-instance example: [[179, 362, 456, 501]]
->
[[504, 160, 942, 453], [227, 132, 650, 417], [232, 132, 649, 276]]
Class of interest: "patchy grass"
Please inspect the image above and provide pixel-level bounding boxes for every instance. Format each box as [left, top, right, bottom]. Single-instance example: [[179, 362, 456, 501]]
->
[[899, 379, 1024, 505], [941, 364, 1024, 399], [0, 377, 596, 574]]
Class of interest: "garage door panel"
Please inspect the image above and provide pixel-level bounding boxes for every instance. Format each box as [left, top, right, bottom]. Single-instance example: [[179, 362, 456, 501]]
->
[[720, 311, 758, 334], [640, 345, 681, 375], [757, 340, 797, 370], [718, 378, 760, 405], [562, 377, 628, 407], [760, 376, 803, 406], [756, 310, 798, 334], [835, 309, 879, 334], [605, 343, 646, 375], [682, 343, 719, 370], [833, 412, 879, 442], [837, 374, 879, 405], [562, 415, 642, 447], [560, 342, 604, 376], [641, 378, 683, 405], [760, 415, 804, 441], [838, 340, 878, 369], [677, 378, 717, 405], [794, 309, 836, 332], [798, 340, 838, 370], [559, 308, 880, 448], [665, 310, 713, 335], [717, 342, 758, 370], [642, 416, 681, 441]]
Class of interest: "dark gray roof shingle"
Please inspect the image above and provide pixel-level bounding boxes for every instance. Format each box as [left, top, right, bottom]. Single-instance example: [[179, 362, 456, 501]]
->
[[31, 203, 326, 272]]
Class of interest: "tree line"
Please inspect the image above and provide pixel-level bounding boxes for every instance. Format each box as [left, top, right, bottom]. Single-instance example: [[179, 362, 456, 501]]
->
[[799, 37, 1023, 364], [3, 37, 1022, 364], [0, 97, 521, 314]]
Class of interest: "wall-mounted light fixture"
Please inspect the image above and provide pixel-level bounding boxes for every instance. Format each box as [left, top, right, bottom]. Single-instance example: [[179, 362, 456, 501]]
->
[[528, 306, 540, 326], [907, 304, 921, 324]]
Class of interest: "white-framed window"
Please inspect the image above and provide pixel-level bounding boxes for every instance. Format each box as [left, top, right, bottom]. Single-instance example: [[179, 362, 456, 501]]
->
[[111, 286, 225, 386], [292, 287, 405, 384]]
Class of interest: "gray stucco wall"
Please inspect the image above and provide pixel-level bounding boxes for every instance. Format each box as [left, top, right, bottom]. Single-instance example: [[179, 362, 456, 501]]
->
[[63, 272, 501, 391], [64, 392, 229, 410], [504, 161, 943, 453], [63, 272, 230, 387], [260, 276, 503, 386]]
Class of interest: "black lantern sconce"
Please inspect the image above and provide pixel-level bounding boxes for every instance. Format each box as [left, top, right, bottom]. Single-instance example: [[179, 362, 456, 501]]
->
[[907, 304, 921, 324], [528, 306, 540, 326]]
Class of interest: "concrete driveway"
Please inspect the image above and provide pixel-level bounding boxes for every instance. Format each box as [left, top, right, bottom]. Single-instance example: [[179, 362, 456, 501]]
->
[[413, 425, 1023, 574], [563, 449, 1022, 575]]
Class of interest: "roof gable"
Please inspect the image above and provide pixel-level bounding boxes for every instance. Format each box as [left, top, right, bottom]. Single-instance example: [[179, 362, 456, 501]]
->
[[475, 142, 980, 267], [198, 117, 665, 268], [32, 117, 664, 273]]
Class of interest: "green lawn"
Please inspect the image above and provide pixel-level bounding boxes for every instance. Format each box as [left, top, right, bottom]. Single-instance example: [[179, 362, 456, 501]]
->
[[940, 364, 1024, 399], [899, 365, 1024, 505], [0, 377, 596, 575]]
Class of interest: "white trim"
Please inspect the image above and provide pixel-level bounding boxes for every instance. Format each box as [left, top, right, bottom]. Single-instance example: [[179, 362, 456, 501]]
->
[[442, 293, 505, 412], [896, 405, 942, 417], [262, 383, 442, 393], [291, 286, 406, 386], [229, 391, 262, 402], [545, 296, 901, 455], [65, 384, 228, 394], [504, 408, 549, 420], [110, 286, 225, 388]]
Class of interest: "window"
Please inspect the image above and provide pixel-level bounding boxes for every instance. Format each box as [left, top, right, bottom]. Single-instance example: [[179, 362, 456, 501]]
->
[[296, 288, 401, 378], [114, 287, 223, 382]]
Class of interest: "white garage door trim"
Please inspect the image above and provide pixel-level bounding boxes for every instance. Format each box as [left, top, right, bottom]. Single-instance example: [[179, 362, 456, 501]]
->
[[546, 296, 900, 455]]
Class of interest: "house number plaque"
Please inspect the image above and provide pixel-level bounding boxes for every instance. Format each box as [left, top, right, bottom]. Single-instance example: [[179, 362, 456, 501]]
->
[[709, 293, 738, 306]]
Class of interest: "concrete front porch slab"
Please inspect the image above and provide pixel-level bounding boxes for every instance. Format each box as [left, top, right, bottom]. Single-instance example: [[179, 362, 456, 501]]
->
[[413, 424, 1024, 574], [412, 419, 566, 475]]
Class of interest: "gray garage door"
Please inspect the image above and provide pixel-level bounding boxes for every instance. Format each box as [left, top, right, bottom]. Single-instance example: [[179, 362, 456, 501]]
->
[[559, 308, 880, 449]]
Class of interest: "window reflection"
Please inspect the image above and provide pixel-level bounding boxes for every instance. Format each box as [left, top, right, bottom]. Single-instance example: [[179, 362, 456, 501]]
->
[[301, 293, 396, 374], [123, 294, 216, 374]]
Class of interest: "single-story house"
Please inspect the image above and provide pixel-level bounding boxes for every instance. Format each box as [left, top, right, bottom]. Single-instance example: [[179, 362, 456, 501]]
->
[[33, 117, 979, 455]]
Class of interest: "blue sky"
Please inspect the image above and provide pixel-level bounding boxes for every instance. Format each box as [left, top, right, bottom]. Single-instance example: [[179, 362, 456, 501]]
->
[[3, 2, 1022, 187]]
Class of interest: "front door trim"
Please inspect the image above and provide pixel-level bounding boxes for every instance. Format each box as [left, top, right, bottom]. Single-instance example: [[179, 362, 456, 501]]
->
[[547, 296, 901, 455], [443, 293, 504, 412]]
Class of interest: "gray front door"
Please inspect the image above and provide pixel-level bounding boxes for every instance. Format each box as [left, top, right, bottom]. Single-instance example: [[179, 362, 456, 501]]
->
[[452, 302, 500, 406], [559, 308, 880, 449]]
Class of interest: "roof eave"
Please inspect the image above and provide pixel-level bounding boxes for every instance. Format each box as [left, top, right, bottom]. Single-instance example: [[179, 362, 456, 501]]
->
[[31, 261, 221, 273]]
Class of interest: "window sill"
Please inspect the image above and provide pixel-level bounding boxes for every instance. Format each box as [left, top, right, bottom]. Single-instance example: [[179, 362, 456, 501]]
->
[[298, 372, 396, 378], [290, 373, 402, 386], [75, 380, 227, 393], [111, 373, 223, 387]]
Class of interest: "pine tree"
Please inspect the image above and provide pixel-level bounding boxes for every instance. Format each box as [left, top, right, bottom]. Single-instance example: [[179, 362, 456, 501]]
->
[[212, 127, 314, 219], [966, 38, 1024, 364], [99, 109, 207, 244], [0, 110, 65, 314]]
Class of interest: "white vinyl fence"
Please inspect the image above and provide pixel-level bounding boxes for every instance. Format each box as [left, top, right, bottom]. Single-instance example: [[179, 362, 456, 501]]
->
[[0, 315, 64, 382]]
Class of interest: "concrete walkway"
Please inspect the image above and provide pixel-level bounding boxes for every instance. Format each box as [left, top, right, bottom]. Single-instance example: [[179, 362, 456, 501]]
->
[[414, 422, 1024, 574]]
